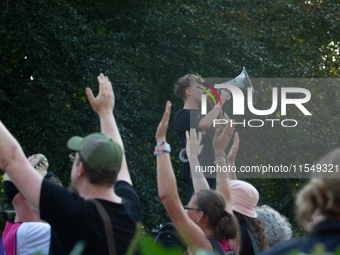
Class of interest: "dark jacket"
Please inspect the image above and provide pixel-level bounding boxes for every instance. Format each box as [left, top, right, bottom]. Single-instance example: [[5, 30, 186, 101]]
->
[[262, 219, 340, 255]]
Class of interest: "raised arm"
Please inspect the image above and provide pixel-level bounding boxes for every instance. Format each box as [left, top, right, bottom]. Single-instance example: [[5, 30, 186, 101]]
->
[[0, 122, 42, 211], [198, 89, 230, 130], [186, 128, 209, 191], [156, 102, 212, 252], [227, 132, 239, 180], [213, 123, 235, 214], [86, 73, 132, 185]]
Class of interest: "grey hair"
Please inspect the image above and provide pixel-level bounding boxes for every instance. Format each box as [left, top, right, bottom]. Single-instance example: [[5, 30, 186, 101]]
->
[[256, 205, 292, 247]]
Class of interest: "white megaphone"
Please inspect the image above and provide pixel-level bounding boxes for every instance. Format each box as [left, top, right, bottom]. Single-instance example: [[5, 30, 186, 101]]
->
[[222, 67, 254, 92], [215, 67, 254, 101], [200, 67, 254, 106]]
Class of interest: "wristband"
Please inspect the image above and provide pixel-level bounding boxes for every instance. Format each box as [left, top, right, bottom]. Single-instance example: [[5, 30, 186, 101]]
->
[[214, 105, 222, 111], [156, 140, 167, 146], [154, 142, 171, 156], [215, 152, 226, 157], [154, 150, 170, 156], [214, 158, 226, 164]]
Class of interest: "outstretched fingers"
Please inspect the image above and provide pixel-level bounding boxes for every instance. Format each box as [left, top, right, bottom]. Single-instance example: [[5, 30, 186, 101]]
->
[[97, 73, 104, 93], [86, 87, 95, 104], [213, 128, 221, 141], [162, 101, 172, 124], [155, 101, 172, 143], [227, 132, 239, 164], [186, 129, 204, 158], [231, 132, 239, 150], [213, 121, 235, 153], [185, 130, 190, 145], [87, 73, 115, 114]]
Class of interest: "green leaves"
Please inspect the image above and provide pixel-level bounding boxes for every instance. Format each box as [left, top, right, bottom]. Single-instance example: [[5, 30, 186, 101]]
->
[[1, 0, 340, 234]]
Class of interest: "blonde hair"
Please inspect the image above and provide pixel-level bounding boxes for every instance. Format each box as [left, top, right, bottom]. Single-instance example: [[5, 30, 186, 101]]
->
[[174, 74, 204, 100], [296, 148, 340, 230]]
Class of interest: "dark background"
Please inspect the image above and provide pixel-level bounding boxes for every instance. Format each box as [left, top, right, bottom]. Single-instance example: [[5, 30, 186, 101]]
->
[[1, 0, 340, 235]]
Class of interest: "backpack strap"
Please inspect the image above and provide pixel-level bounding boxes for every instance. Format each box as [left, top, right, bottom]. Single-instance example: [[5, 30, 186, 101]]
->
[[246, 229, 261, 255], [207, 238, 224, 255], [90, 199, 116, 255], [231, 242, 238, 255]]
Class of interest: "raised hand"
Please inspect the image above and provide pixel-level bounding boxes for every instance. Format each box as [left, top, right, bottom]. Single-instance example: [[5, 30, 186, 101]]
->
[[155, 101, 172, 143], [86, 73, 115, 115], [213, 121, 235, 154], [227, 132, 239, 166], [220, 89, 231, 104], [185, 128, 204, 158]]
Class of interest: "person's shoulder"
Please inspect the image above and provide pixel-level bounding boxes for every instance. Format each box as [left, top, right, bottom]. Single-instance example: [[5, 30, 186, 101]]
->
[[262, 237, 304, 255], [115, 180, 135, 191], [174, 109, 189, 119], [115, 181, 140, 202], [114, 181, 142, 221], [40, 178, 88, 222], [17, 222, 50, 254], [174, 109, 197, 131], [18, 222, 51, 235], [40, 178, 83, 206], [17, 223, 50, 247], [41, 177, 65, 193]]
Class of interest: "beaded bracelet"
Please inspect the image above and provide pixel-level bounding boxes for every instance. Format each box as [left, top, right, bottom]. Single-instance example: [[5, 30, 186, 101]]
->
[[214, 158, 226, 164], [215, 152, 226, 158], [154, 150, 170, 156], [156, 140, 167, 146]]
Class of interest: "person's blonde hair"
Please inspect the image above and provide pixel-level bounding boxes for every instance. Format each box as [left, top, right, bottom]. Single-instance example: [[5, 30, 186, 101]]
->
[[296, 148, 340, 230], [174, 74, 204, 100]]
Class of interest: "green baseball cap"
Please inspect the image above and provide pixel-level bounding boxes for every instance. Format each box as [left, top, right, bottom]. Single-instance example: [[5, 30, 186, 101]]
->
[[67, 133, 123, 173]]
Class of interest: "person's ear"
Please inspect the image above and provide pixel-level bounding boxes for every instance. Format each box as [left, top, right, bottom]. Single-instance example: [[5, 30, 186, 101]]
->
[[185, 87, 191, 97], [76, 162, 86, 178], [197, 211, 204, 222]]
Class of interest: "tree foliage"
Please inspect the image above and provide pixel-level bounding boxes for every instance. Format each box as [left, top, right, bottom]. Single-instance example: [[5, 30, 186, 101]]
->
[[1, 0, 340, 233]]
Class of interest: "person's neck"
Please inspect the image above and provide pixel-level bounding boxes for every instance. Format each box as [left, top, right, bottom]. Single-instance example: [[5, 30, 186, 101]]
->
[[14, 206, 41, 223], [198, 220, 214, 237], [183, 98, 199, 109], [12, 195, 41, 223], [78, 182, 122, 204], [202, 227, 214, 237]]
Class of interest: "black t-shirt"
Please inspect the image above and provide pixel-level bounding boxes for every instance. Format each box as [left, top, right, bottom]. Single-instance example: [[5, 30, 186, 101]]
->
[[39, 179, 142, 255], [174, 109, 215, 180]]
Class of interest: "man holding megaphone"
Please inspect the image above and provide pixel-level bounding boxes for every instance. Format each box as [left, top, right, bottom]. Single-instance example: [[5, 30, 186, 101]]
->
[[203, 67, 254, 108], [173, 73, 231, 202]]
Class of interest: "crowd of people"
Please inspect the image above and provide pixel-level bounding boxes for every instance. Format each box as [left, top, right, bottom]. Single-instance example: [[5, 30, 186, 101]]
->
[[0, 74, 142, 255], [0, 72, 339, 255]]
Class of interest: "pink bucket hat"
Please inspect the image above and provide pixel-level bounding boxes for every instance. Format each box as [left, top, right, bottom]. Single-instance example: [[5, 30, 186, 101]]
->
[[231, 180, 259, 218]]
